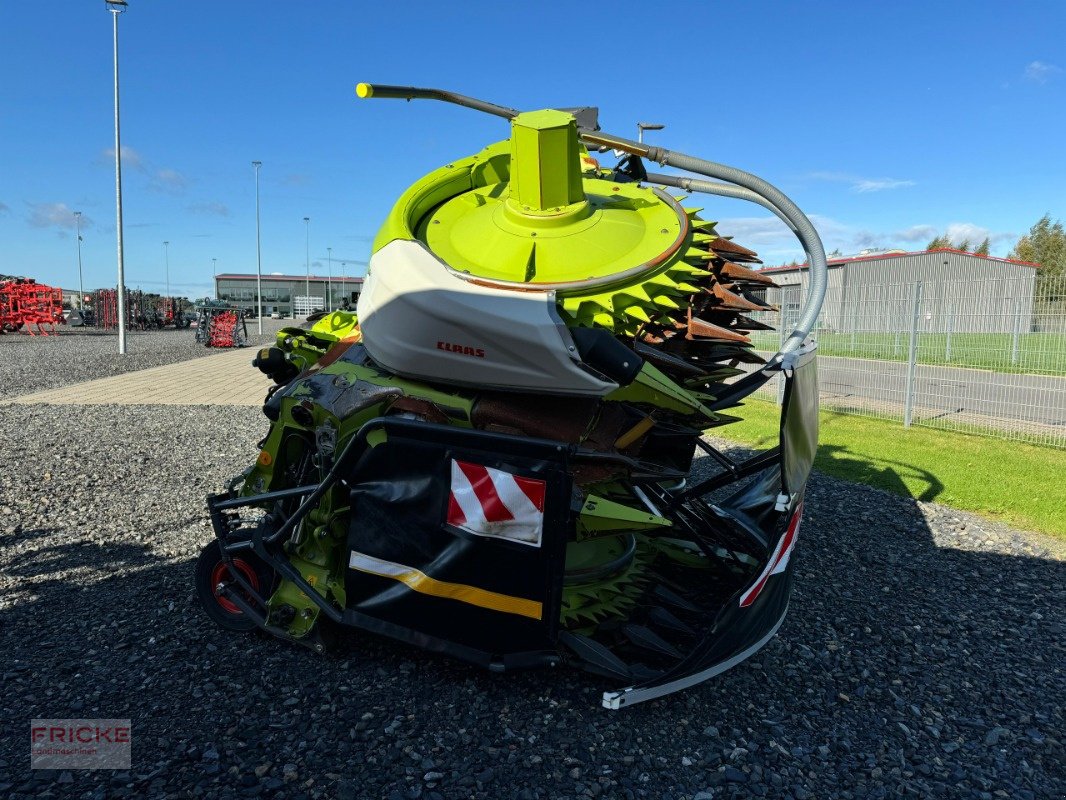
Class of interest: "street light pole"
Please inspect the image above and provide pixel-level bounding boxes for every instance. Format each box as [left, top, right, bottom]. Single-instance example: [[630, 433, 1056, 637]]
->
[[107, 0, 129, 354], [163, 240, 170, 299], [212, 257, 217, 299], [303, 216, 310, 315], [327, 246, 332, 310], [74, 211, 85, 309], [252, 160, 263, 334]]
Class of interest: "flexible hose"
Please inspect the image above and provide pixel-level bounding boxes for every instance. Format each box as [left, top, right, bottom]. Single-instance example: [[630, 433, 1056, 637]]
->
[[643, 170, 822, 357], [644, 172, 799, 233], [624, 142, 825, 353]]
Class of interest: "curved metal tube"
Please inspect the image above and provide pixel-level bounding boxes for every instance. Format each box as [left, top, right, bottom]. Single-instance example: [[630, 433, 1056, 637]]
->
[[590, 132, 827, 354], [644, 172, 798, 233], [355, 83, 517, 120]]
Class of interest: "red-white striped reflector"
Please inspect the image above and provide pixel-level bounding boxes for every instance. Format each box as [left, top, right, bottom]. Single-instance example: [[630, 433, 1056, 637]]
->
[[447, 460, 546, 547], [738, 501, 803, 608]]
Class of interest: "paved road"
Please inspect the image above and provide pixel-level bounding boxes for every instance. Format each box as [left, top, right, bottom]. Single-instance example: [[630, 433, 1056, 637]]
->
[[814, 354, 1066, 429], [8, 340, 1064, 441], [4, 348, 269, 407]]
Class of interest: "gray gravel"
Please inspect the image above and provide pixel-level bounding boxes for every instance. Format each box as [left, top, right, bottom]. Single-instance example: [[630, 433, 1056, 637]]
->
[[0, 319, 291, 400], [0, 403, 1062, 799]]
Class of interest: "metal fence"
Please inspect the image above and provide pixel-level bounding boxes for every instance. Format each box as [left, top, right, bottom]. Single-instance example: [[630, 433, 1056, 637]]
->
[[748, 273, 1066, 448]]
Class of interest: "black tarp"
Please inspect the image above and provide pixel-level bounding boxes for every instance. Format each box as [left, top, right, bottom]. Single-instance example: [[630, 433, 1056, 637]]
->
[[342, 424, 573, 669]]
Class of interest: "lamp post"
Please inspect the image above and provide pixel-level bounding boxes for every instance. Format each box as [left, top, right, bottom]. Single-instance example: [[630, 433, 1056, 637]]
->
[[74, 211, 85, 309], [163, 240, 170, 299], [303, 216, 310, 315], [212, 257, 217, 299], [106, 0, 129, 354], [252, 160, 262, 333], [327, 246, 332, 310], [637, 122, 664, 144]]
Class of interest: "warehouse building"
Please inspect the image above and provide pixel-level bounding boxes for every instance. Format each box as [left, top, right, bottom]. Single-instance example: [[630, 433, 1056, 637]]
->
[[757, 249, 1038, 334], [214, 273, 364, 317]]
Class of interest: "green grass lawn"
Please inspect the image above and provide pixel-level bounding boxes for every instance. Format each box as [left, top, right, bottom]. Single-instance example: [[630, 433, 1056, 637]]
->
[[714, 397, 1066, 541], [748, 331, 1066, 375]]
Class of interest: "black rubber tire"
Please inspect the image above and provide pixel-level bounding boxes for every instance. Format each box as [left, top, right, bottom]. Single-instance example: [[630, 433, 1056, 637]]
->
[[194, 540, 274, 632]]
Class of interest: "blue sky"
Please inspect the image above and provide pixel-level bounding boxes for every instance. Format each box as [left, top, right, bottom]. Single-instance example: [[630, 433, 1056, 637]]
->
[[2, 1, 1063, 297]]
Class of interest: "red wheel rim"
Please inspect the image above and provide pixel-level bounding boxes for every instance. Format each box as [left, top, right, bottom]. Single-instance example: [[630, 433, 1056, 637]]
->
[[210, 558, 260, 615]]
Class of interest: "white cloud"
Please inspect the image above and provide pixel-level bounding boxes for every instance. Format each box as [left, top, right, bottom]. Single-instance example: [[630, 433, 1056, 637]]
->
[[807, 171, 844, 180], [943, 222, 990, 244], [849, 222, 1014, 253], [941, 222, 1015, 246], [859, 222, 1012, 248], [1024, 61, 1061, 83], [150, 168, 188, 194], [188, 201, 229, 217], [98, 146, 188, 194], [808, 171, 915, 193], [100, 145, 146, 171], [714, 214, 851, 261], [26, 202, 92, 230], [853, 178, 916, 193], [893, 224, 938, 243], [714, 215, 1014, 264], [711, 216, 791, 246]]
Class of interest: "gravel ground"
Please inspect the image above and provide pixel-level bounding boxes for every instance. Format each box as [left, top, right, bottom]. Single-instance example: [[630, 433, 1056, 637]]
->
[[0, 403, 1062, 799], [0, 319, 291, 400]]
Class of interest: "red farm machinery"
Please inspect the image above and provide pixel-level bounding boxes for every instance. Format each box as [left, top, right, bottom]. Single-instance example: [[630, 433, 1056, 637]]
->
[[0, 277, 65, 336], [194, 301, 248, 348], [90, 289, 190, 331]]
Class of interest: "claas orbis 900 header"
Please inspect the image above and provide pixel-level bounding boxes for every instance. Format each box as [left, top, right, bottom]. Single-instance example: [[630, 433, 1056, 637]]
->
[[196, 83, 826, 709]]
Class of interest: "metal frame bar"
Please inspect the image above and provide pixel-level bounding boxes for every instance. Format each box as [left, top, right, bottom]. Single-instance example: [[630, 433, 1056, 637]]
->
[[209, 406, 782, 631], [602, 602, 789, 709]]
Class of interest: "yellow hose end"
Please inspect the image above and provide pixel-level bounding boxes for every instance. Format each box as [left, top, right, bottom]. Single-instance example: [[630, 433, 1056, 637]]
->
[[355, 83, 373, 99]]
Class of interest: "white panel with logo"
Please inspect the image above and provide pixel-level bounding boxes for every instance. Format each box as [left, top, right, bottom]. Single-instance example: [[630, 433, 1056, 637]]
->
[[357, 239, 618, 396]]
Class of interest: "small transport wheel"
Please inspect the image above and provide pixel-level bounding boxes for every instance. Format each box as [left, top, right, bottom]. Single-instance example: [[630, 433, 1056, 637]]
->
[[195, 540, 273, 632]]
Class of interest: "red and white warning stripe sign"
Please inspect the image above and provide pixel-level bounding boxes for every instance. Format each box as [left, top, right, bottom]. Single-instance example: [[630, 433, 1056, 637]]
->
[[738, 501, 803, 608], [447, 460, 546, 547]]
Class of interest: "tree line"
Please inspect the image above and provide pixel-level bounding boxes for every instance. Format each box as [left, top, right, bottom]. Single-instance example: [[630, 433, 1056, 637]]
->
[[925, 214, 1065, 277], [925, 233, 991, 255]]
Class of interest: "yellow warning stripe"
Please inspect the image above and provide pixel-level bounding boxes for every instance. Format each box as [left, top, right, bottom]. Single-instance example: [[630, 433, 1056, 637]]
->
[[349, 552, 542, 620]]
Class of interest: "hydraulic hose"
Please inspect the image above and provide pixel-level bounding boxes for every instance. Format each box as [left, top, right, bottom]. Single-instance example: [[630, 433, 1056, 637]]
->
[[644, 172, 799, 233], [584, 132, 827, 353], [652, 149, 826, 353]]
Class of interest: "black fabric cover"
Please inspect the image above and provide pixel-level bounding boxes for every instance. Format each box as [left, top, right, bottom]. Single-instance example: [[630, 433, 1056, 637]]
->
[[343, 426, 571, 668]]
